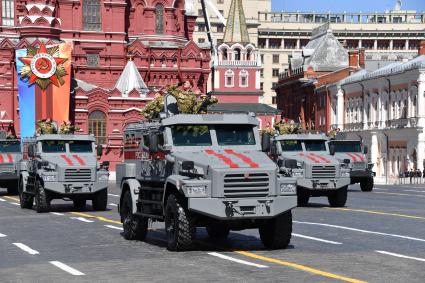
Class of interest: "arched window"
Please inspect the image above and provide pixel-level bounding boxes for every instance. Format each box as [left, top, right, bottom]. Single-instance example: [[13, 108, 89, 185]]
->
[[246, 49, 252, 60], [225, 70, 234, 87], [222, 49, 228, 60], [88, 111, 107, 145], [234, 48, 241, 60], [155, 4, 164, 34], [83, 0, 101, 31], [239, 70, 248, 87]]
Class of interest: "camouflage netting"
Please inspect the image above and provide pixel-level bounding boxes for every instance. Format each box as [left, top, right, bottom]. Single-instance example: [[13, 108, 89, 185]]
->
[[262, 120, 300, 136], [140, 85, 218, 120], [36, 120, 80, 135]]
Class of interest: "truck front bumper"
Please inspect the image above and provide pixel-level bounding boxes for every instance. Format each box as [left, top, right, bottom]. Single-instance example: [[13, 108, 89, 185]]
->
[[297, 177, 350, 191], [43, 181, 108, 195], [188, 196, 297, 220]]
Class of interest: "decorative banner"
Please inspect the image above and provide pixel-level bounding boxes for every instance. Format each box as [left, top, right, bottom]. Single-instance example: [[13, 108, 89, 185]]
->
[[16, 42, 72, 138]]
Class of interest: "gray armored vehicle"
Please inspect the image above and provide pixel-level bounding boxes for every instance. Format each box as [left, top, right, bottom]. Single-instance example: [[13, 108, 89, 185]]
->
[[268, 134, 351, 207], [0, 137, 22, 195], [328, 139, 373, 191], [116, 113, 297, 251], [18, 134, 109, 213]]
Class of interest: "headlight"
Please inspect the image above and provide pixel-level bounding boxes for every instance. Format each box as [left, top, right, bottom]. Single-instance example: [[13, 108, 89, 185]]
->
[[42, 174, 56, 182], [280, 183, 296, 194], [98, 174, 109, 181], [292, 170, 303, 177], [186, 185, 207, 197], [341, 171, 350, 177]]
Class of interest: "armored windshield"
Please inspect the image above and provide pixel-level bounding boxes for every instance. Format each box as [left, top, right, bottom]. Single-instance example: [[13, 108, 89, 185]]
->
[[280, 140, 302, 151], [0, 141, 21, 152], [331, 142, 361, 152], [216, 125, 256, 146], [42, 141, 66, 153], [304, 140, 327, 151], [171, 125, 212, 146], [69, 141, 93, 153]]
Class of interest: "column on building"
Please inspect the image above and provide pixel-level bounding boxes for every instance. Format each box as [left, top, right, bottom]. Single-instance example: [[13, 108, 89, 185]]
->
[[336, 87, 344, 129], [417, 71, 425, 127], [371, 132, 378, 169]]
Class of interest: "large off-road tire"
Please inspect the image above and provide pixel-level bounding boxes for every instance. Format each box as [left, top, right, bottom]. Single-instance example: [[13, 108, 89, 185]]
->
[[92, 189, 107, 211], [34, 179, 50, 213], [297, 190, 310, 206], [328, 186, 348, 207], [360, 177, 374, 192], [19, 180, 33, 209], [206, 223, 230, 239], [73, 199, 87, 210], [259, 211, 292, 249], [121, 191, 148, 240], [165, 194, 196, 251], [6, 182, 19, 195]]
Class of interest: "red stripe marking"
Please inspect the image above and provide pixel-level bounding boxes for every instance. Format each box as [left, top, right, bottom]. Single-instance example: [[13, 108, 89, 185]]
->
[[299, 153, 320, 163], [353, 153, 365, 162], [61, 155, 74, 166], [224, 149, 259, 168], [309, 153, 331, 163], [346, 153, 358, 162], [72, 155, 86, 166], [205, 150, 239, 168], [0, 154, 3, 163], [7, 154, 13, 163]]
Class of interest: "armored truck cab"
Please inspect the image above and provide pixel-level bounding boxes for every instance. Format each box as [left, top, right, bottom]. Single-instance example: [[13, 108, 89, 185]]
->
[[116, 113, 297, 251], [0, 139, 22, 195], [18, 134, 109, 212], [328, 139, 374, 191], [269, 134, 351, 207]]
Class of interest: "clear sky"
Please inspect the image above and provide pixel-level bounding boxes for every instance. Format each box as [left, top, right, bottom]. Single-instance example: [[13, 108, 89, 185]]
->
[[272, 0, 425, 12]]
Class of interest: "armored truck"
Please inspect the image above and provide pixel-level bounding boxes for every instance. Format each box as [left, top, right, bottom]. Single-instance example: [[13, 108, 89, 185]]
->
[[328, 139, 373, 191], [268, 134, 351, 207], [0, 138, 22, 195], [18, 134, 109, 213], [116, 113, 297, 251]]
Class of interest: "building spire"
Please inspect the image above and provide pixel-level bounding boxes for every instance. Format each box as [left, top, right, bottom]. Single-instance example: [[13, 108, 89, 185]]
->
[[223, 0, 250, 44]]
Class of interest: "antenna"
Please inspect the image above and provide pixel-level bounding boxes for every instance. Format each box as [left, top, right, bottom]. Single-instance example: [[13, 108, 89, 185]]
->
[[200, 0, 216, 90]]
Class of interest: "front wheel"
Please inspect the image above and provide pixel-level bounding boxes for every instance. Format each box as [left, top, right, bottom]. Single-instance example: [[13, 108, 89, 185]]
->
[[360, 177, 374, 192], [92, 189, 107, 211], [19, 180, 33, 209], [34, 179, 50, 213], [328, 186, 348, 207], [259, 211, 292, 249], [165, 194, 196, 251], [121, 191, 148, 240]]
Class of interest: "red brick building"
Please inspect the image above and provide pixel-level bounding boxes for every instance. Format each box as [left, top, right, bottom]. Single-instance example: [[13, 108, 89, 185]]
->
[[275, 24, 363, 133], [0, 0, 210, 169]]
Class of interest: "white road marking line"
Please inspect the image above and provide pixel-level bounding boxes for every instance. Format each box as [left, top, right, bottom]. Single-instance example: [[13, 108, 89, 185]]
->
[[374, 192, 425, 198], [208, 252, 269, 268], [373, 188, 388, 191], [294, 221, 425, 242], [109, 203, 118, 207], [0, 197, 6, 202], [9, 202, 19, 206], [50, 212, 65, 216], [50, 261, 85, 276], [108, 193, 119, 197], [292, 233, 342, 245], [0, 233, 6, 237], [104, 225, 123, 231], [376, 250, 425, 262], [70, 217, 94, 223], [13, 243, 40, 255], [402, 189, 425, 193]]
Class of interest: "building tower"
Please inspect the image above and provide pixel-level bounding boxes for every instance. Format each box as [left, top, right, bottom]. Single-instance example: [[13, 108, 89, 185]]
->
[[210, 0, 263, 103]]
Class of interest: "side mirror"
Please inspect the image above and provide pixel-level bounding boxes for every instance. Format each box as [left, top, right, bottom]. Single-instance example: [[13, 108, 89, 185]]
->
[[28, 145, 35, 158], [97, 145, 103, 157], [181, 161, 194, 171], [101, 161, 110, 170], [363, 146, 368, 154], [261, 134, 271, 152], [329, 144, 335, 155], [149, 134, 159, 153], [284, 159, 298, 169]]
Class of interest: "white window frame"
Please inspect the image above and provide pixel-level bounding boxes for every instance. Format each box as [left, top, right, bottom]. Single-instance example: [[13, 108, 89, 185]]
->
[[239, 70, 248, 88], [225, 70, 234, 88]]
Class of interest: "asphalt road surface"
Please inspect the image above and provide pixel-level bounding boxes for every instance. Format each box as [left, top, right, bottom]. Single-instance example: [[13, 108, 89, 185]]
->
[[1, 183, 424, 283]]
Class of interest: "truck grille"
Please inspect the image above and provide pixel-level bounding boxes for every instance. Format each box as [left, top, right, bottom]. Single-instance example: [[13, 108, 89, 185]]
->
[[312, 166, 336, 179], [223, 173, 269, 198], [352, 162, 366, 170], [0, 164, 15, 173], [64, 168, 92, 182]]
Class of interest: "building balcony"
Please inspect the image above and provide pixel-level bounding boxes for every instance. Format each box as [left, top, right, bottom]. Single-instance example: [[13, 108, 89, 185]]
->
[[217, 60, 259, 67], [388, 118, 409, 128]]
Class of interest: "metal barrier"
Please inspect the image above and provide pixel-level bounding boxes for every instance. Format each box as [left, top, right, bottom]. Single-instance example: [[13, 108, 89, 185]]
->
[[399, 171, 423, 185]]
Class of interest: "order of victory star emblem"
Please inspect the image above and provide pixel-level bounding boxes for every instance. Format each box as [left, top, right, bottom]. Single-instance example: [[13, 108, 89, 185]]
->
[[19, 42, 68, 90]]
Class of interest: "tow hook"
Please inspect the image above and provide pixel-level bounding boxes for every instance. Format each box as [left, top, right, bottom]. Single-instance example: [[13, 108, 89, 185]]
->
[[224, 201, 239, 217], [265, 200, 272, 213]]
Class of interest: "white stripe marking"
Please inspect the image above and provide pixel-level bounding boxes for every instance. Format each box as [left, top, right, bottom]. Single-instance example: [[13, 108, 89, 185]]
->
[[108, 193, 119, 197], [9, 202, 19, 206], [373, 188, 388, 191], [70, 217, 94, 223], [208, 252, 269, 268], [374, 192, 425, 198], [402, 189, 425, 193], [13, 243, 40, 255], [50, 261, 85, 276], [109, 203, 118, 207], [294, 221, 425, 242], [376, 250, 425, 262], [0, 197, 6, 202], [51, 212, 65, 216], [0, 233, 6, 237], [104, 225, 123, 231], [292, 233, 342, 245]]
